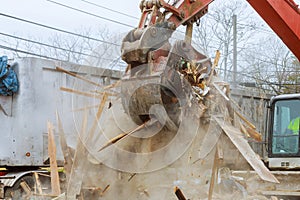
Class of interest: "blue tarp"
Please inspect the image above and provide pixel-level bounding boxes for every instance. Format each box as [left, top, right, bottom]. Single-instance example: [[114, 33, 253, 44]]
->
[[0, 56, 19, 96]]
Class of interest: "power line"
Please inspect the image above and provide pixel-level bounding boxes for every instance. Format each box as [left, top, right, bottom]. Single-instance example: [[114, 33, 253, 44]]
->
[[0, 32, 106, 60], [0, 44, 68, 62], [0, 41, 124, 63], [46, 0, 135, 28], [81, 0, 139, 20], [0, 13, 120, 46]]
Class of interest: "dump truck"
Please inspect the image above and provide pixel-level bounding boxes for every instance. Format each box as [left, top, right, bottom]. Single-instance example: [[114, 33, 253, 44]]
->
[[0, 57, 121, 199], [115, 0, 300, 199]]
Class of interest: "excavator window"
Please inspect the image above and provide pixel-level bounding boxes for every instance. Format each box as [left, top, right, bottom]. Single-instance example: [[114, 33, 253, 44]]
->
[[271, 99, 300, 156]]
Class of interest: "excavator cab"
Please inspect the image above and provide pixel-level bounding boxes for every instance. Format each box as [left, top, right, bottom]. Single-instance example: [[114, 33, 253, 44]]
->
[[268, 94, 300, 169]]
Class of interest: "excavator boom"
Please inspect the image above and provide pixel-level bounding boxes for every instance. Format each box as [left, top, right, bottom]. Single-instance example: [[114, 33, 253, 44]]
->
[[247, 0, 300, 60]]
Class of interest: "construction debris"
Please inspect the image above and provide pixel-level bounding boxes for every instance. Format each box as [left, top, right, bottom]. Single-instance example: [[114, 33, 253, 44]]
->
[[47, 121, 61, 196], [174, 187, 187, 200]]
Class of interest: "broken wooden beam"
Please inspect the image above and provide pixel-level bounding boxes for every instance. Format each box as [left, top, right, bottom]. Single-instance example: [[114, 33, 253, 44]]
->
[[47, 121, 61, 196], [56, 66, 101, 87], [234, 110, 256, 130], [60, 87, 102, 98], [20, 180, 32, 198], [208, 147, 220, 200], [33, 172, 43, 195], [207, 50, 220, 84], [174, 187, 187, 200], [245, 126, 262, 142], [98, 121, 150, 152], [213, 116, 279, 183], [56, 112, 73, 182]]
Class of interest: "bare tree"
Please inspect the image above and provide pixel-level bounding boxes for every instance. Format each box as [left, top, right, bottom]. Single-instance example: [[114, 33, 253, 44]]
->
[[242, 36, 297, 94], [194, 0, 258, 81], [0, 26, 123, 70]]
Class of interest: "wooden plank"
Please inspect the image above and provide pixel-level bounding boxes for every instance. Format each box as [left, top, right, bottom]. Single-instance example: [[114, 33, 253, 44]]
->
[[86, 93, 108, 141], [66, 111, 88, 199], [234, 110, 256, 130], [98, 121, 149, 152], [239, 121, 250, 137], [103, 80, 120, 90], [72, 104, 100, 112], [208, 147, 219, 200], [207, 50, 220, 84], [100, 185, 110, 197], [20, 181, 32, 197], [56, 66, 101, 87], [33, 172, 43, 195], [56, 112, 73, 182], [245, 127, 262, 142], [261, 191, 300, 196], [212, 83, 229, 101], [47, 122, 61, 196], [213, 116, 279, 183], [174, 187, 187, 200], [60, 87, 101, 98]]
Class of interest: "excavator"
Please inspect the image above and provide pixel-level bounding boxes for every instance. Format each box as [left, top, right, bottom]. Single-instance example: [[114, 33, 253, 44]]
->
[[1, 0, 299, 199], [121, 0, 300, 168], [119, 0, 300, 198]]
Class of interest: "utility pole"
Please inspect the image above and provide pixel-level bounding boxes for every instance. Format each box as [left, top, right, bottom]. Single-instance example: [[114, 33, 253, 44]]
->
[[232, 14, 237, 87]]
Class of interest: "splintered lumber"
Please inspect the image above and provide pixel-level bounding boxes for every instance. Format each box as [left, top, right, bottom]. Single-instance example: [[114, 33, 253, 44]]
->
[[56, 112, 73, 181], [234, 110, 256, 130], [212, 86, 257, 131], [103, 80, 120, 90], [212, 83, 229, 101], [34, 172, 43, 195], [207, 50, 221, 84], [47, 122, 61, 196], [174, 187, 187, 200], [60, 87, 101, 98], [213, 116, 279, 183], [239, 121, 250, 137], [56, 66, 101, 87], [72, 104, 100, 112], [128, 173, 136, 182], [208, 147, 220, 200], [66, 111, 88, 200], [20, 181, 32, 197], [52, 193, 66, 200], [100, 185, 110, 197], [87, 92, 108, 141], [245, 127, 262, 142], [98, 121, 149, 152]]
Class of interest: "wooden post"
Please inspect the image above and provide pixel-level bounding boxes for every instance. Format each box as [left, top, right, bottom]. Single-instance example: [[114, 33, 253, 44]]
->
[[34, 172, 43, 195], [66, 111, 88, 200], [208, 146, 220, 200], [174, 186, 187, 200], [47, 121, 61, 196], [20, 181, 32, 197], [56, 111, 73, 182], [55, 66, 101, 87]]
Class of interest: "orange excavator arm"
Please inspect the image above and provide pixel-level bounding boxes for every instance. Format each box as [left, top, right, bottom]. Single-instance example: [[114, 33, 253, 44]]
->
[[247, 0, 300, 60]]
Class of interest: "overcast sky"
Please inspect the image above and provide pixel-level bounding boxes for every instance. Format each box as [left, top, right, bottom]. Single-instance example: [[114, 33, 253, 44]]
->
[[0, 0, 299, 60], [0, 0, 141, 39], [1, 0, 299, 38]]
